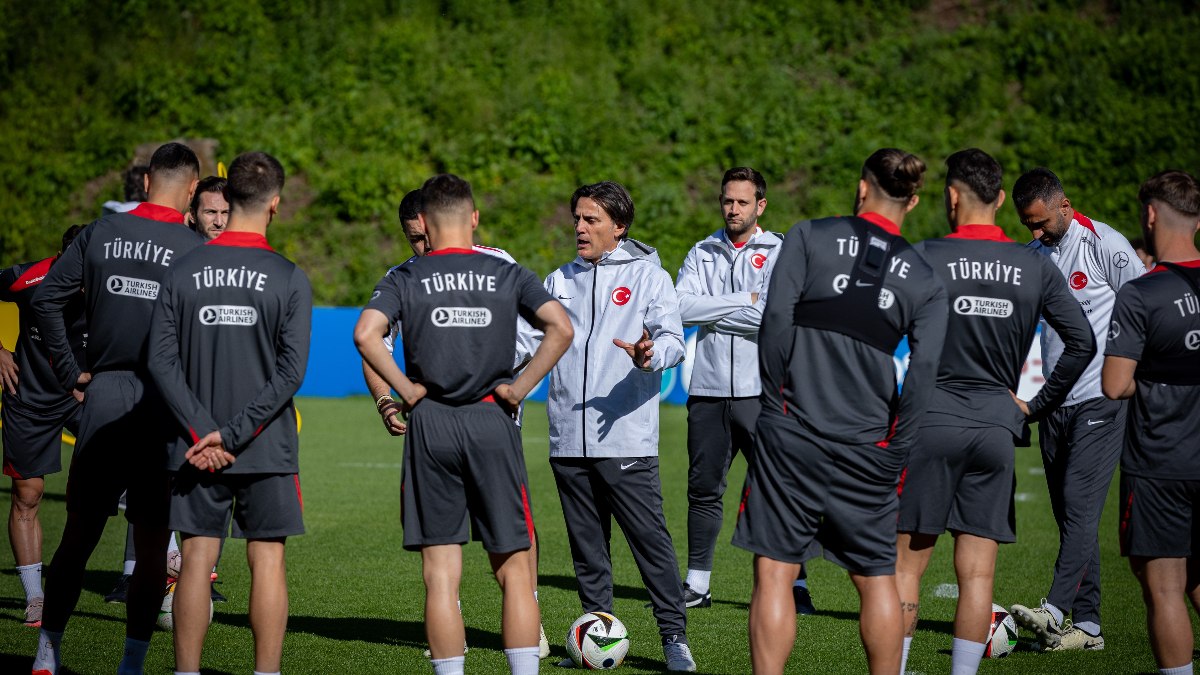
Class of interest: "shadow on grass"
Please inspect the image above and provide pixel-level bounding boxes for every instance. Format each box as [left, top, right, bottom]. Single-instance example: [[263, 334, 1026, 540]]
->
[[0, 485, 67, 503], [538, 573, 651, 603], [816, 608, 956, 637], [0, 651, 84, 674]]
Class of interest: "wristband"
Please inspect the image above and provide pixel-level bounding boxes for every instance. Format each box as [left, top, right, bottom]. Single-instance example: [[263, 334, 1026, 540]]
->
[[376, 394, 395, 412]]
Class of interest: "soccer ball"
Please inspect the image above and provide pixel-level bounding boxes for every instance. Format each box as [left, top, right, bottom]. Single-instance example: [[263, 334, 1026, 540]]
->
[[166, 549, 183, 579], [566, 612, 630, 670], [157, 580, 214, 631], [986, 603, 1018, 658]]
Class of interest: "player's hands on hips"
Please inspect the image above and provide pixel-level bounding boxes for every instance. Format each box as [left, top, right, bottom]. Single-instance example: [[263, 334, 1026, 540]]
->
[[186, 430, 237, 472], [1009, 390, 1031, 418], [71, 372, 91, 403], [613, 328, 654, 370], [399, 382, 427, 414], [378, 399, 407, 436], [0, 347, 18, 393], [494, 382, 522, 417]]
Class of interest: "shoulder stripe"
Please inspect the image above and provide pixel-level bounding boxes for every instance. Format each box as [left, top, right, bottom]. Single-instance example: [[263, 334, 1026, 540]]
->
[[8, 257, 54, 292], [1073, 211, 1098, 238]]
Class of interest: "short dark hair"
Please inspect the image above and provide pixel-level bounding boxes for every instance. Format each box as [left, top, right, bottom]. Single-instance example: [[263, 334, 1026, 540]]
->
[[945, 148, 1003, 204], [225, 152, 285, 211], [61, 224, 85, 252], [189, 176, 227, 217], [1012, 167, 1064, 211], [722, 167, 767, 201], [124, 165, 149, 202], [148, 142, 200, 183], [862, 148, 926, 200], [398, 189, 424, 222], [571, 181, 635, 232], [420, 174, 474, 217], [1138, 170, 1200, 218]]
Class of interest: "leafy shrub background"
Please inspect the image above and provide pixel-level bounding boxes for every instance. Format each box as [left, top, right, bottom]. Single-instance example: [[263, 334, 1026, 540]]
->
[[1, 0, 1196, 304]]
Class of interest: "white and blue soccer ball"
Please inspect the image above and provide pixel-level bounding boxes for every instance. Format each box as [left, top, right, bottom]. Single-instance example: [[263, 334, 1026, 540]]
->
[[566, 611, 630, 669]]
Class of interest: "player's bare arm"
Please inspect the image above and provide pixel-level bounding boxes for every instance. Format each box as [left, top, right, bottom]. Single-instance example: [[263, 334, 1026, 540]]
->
[[1101, 355, 1137, 400], [613, 328, 654, 370], [495, 298, 573, 414], [0, 340, 18, 393], [362, 359, 406, 435], [354, 308, 427, 411]]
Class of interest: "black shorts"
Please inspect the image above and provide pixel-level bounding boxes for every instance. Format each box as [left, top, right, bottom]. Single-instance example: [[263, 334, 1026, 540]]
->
[[170, 470, 304, 539], [65, 371, 172, 528], [732, 411, 904, 576], [401, 398, 534, 553], [1119, 473, 1200, 558], [2, 395, 80, 479], [897, 424, 1016, 543]]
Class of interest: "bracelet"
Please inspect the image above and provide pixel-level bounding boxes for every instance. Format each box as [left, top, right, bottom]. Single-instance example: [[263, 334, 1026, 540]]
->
[[375, 394, 395, 412]]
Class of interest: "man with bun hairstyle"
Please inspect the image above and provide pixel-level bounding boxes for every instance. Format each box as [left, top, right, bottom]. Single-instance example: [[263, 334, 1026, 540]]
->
[[734, 149, 948, 674], [1103, 170, 1200, 675], [895, 149, 1094, 674], [1009, 167, 1144, 652], [31, 141, 205, 675], [355, 174, 573, 675]]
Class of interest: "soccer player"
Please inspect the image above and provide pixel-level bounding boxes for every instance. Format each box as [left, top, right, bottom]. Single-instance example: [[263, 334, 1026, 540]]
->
[[30, 141, 205, 675], [363, 188, 552, 658], [1102, 170, 1200, 675], [0, 224, 87, 627], [894, 149, 1095, 674], [147, 151, 311, 675], [186, 176, 229, 241], [354, 174, 573, 675], [1009, 167, 1145, 651], [733, 149, 948, 674], [674, 167, 815, 611], [533, 181, 695, 671]]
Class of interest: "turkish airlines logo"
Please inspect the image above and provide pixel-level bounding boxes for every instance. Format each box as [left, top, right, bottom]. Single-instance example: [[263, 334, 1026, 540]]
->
[[431, 306, 492, 327], [1186, 330, 1200, 351], [954, 296, 1013, 318], [199, 305, 258, 326], [1108, 321, 1121, 340], [106, 275, 159, 300], [751, 253, 767, 269], [611, 287, 631, 305], [1069, 271, 1089, 290]]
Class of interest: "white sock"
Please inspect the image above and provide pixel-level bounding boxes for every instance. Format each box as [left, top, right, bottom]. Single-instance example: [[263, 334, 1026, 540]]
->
[[253, 672, 281, 675], [122, 560, 136, 576], [175, 672, 201, 675], [950, 638, 985, 675], [684, 569, 711, 595], [1074, 620, 1100, 636], [505, 646, 540, 675], [168, 532, 179, 553], [117, 637, 151, 674], [34, 628, 62, 673], [1161, 664, 1193, 675], [900, 636, 912, 674], [793, 578, 808, 589], [431, 656, 465, 675], [1041, 600, 1063, 626], [17, 563, 43, 601]]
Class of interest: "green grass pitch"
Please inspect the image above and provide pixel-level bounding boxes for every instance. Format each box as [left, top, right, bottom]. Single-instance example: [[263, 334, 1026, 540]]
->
[[0, 398, 1175, 673]]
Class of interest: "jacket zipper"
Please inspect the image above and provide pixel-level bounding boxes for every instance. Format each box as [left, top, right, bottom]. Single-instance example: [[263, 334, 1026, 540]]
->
[[581, 262, 599, 457]]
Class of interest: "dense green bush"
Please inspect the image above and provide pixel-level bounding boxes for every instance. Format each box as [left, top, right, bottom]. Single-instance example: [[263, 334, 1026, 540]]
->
[[1, 0, 1196, 304]]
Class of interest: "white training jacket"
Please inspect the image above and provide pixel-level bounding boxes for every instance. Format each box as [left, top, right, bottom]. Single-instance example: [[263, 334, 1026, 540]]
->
[[676, 227, 783, 398], [1029, 211, 1144, 405], [523, 239, 685, 458]]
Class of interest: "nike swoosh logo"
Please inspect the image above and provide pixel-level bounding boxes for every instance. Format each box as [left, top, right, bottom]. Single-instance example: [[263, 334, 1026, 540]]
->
[[620, 461, 637, 470], [1087, 419, 1105, 426], [854, 280, 873, 287]]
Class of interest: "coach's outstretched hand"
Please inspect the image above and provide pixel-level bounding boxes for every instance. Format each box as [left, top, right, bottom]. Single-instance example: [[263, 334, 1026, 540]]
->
[[614, 328, 655, 370], [187, 430, 237, 472]]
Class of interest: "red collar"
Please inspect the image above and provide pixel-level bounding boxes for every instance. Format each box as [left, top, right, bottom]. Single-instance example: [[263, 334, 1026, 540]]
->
[[1150, 259, 1200, 274], [128, 202, 185, 224], [208, 231, 273, 251], [858, 212, 901, 236], [1073, 210, 1098, 237], [945, 224, 1013, 242], [427, 248, 478, 256]]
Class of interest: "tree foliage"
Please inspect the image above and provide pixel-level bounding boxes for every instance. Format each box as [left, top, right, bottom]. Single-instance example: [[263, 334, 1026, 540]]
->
[[1, 0, 1196, 304]]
